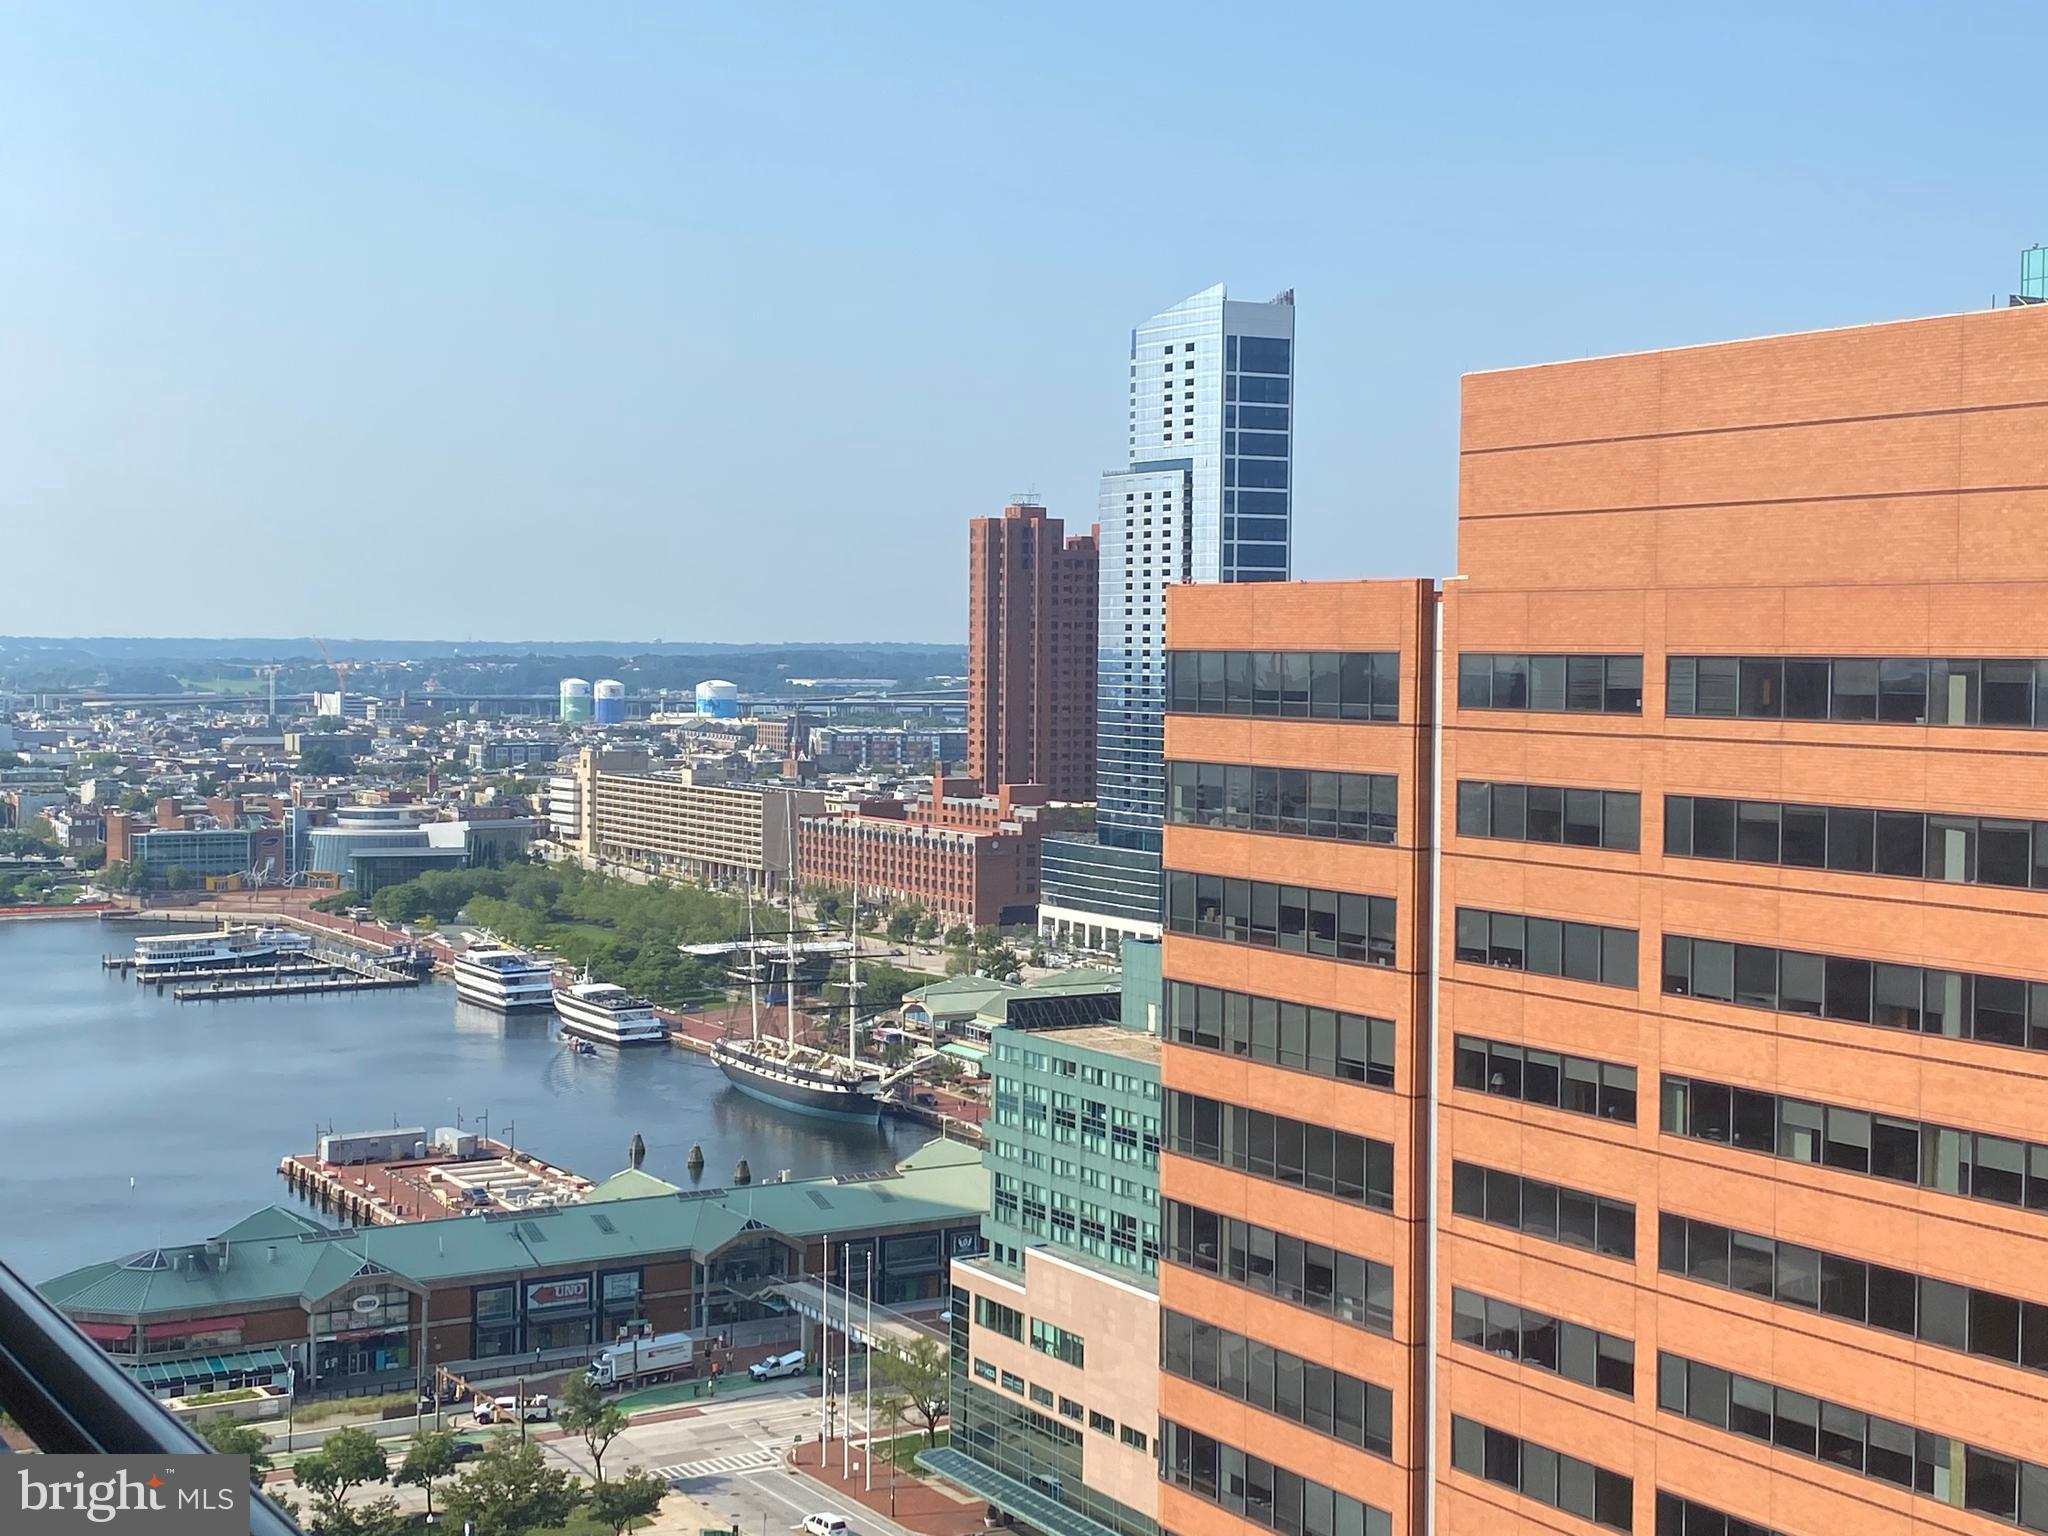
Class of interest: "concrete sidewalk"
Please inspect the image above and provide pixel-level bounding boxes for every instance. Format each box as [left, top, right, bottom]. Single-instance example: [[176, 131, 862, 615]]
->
[[787, 1437, 982, 1536]]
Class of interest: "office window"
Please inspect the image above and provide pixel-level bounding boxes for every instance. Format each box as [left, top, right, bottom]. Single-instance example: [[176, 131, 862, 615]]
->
[[1668, 655, 2047, 728], [1459, 653, 1642, 714], [1168, 762, 1396, 844], [1163, 1201, 1394, 1335], [1453, 1034, 1636, 1123], [1662, 934, 2048, 1058], [1449, 1161, 1635, 1261], [1166, 1092, 1394, 1210], [1658, 1350, 2048, 1531], [1163, 1309, 1392, 1457], [1167, 872, 1396, 967], [1453, 907, 1637, 988], [1661, 1074, 2048, 1216], [1449, 1416, 1631, 1533], [1167, 650, 1398, 720], [1450, 1289, 1632, 1399], [1167, 982, 1394, 1088], [1458, 780, 1639, 851]]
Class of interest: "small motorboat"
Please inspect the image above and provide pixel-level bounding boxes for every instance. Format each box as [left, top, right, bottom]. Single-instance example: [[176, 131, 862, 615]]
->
[[559, 1033, 597, 1056]]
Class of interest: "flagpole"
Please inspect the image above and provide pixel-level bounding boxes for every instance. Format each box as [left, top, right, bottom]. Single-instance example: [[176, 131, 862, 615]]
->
[[841, 1252, 851, 1478], [819, 1232, 830, 1463], [864, 1250, 873, 1492]]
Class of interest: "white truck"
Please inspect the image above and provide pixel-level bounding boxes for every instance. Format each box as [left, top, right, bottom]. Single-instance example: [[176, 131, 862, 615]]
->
[[585, 1329, 694, 1390], [473, 1393, 550, 1425]]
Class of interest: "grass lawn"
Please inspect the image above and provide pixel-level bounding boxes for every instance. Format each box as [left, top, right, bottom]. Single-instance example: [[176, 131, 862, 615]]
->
[[534, 1511, 652, 1536], [872, 1428, 947, 1469]]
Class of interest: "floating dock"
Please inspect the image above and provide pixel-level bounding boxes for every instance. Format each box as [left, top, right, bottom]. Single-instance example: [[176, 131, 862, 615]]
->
[[175, 972, 421, 1002]]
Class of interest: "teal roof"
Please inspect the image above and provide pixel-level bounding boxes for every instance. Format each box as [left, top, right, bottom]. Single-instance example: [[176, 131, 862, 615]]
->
[[901, 974, 1011, 1018], [45, 1143, 986, 1323], [903, 968, 1121, 1026]]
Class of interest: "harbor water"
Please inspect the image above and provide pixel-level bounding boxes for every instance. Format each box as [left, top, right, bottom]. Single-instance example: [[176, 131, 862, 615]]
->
[[0, 918, 932, 1283]]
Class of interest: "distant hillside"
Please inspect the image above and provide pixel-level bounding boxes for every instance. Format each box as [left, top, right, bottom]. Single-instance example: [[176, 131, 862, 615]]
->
[[0, 638, 967, 696]]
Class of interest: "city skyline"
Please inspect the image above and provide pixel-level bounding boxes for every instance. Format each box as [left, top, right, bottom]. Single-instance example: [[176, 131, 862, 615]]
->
[[5, 4, 2046, 640]]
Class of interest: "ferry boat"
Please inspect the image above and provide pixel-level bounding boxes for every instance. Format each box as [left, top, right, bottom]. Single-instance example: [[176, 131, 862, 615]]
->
[[132, 925, 312, 979], [552, 975, 667, 1047], [452, 943, 556, 1012]]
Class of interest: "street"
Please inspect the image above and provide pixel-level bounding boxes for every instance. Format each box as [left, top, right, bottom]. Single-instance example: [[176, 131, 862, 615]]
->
[[593, 1388, 931, 1536]]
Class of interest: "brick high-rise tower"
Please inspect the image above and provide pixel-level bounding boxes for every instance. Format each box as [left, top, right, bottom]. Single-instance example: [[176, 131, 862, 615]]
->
[[967, 503, 1099, 802]]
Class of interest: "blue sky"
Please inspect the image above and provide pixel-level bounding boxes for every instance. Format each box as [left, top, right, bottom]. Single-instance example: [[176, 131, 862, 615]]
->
[[2, 2, 2041, 643]]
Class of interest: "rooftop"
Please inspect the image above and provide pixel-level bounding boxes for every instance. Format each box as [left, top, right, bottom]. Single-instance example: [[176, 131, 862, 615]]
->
[[1006, 1022, 1160, 1067]]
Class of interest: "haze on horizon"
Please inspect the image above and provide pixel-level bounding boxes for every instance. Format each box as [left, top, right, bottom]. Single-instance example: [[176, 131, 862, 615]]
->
[[3, 1, 2042, 643]]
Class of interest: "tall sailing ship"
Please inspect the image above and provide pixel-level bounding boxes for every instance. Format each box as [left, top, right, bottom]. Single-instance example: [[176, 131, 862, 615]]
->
[[710, 828, 884, 1122]]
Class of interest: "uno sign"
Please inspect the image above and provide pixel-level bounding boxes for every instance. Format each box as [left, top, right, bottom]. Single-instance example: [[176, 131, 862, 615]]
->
[[525, 1277, 591, 1311]]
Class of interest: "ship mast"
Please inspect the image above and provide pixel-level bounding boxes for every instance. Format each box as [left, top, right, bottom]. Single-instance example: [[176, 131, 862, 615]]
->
[[783, 798, 799, 1051], [744, 887, 761, 1043]]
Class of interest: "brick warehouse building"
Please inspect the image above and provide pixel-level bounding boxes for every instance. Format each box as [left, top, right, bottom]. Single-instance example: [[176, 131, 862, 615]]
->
[[968, 503, 1099, 802], [797, 772, 1054, 928], [1130, 301, 2048, 1536]]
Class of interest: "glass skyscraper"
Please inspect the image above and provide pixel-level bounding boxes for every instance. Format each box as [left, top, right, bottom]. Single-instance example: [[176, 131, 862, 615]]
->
[[1039, 284, 1295, 951]]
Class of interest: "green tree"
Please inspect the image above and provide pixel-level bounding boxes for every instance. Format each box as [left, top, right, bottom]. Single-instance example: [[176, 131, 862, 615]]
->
[[440, 1436, 582, 1536], [307, 1498, 409, 1536], [586, 1468, 667, 1535], [163, 864, 193, 891], [556, 1372, 628, 1482], [874, 1335, 949, 1446], [298, 740, 357, 776], [394, 1426, 460, 1521], [197, 1416, 273, 1472], [885, 908, 917, 943], [75, 844, 106, 871], [942, 923, 971, 949], [293, 1425, 389, 1532], [913, 912, 939, 942]]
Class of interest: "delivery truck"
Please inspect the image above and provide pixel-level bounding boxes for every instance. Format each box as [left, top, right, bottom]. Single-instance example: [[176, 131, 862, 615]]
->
[[586, 1329, 695, 1390]]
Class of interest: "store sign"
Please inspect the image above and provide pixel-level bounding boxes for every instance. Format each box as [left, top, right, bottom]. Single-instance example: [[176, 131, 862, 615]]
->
[[352, 1295, 382, 1314], [525, 1277, 591, 1311], [601, 1271, 640, 1302], [950, 1229, 981, 1256]]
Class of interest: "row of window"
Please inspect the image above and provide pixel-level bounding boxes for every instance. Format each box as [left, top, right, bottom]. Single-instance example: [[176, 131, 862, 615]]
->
[[1452, 1034, 1638, 1122], [1166, 1092, 1396, 1210], [1159, 1421, 1392, 1536], [973, 1295, 1021, 1342], [1667, 654, 2048, 728], [1666, 792, 2048, 888], [1164, 981, 1396, 1088], [1166, 872, 1398, 967], [1448, 1416, 1633, 1533], [1659, 1073, 2048, 1213], [1450, 1162, 1638, 1261], [1658, 1211, 2048, 1375], [1029, 1318, 1084, 1368], [1165, 650, 1400, 721], [1450, 1287, 1635, 1399], [1657, 1351, 2048, 1532], [1457, 653, 1644, 714], [1662, 933, 2048, 1053], [1160, 1309, 1393, 1459], [1455, 780, 1640, 850], [1452, 907, 1639, 988], [1654, 1491, 1785, 1536], [1166, 761, 1397, 844], [1162, 1201, 1396, 1336]]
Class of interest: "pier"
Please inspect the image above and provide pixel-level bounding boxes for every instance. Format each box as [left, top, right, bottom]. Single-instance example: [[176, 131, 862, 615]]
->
[[278, 1132, 595, 1226], [175, 971, 420, 1002]]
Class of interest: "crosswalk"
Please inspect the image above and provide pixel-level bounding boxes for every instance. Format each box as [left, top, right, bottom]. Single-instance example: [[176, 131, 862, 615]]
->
[[657, 1448, 782, 1483]]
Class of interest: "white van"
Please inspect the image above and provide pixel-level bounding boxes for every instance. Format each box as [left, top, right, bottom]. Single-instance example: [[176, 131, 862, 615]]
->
[[748, 1350, 807, 1382], [803, 1516, 849, 1536]]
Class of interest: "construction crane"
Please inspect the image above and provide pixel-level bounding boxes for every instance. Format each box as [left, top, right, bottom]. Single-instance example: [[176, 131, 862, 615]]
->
[[309, 639, 349, 717]]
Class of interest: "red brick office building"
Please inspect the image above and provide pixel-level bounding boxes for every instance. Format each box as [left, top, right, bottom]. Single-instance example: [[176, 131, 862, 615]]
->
[[968, 503, 1099, 802]]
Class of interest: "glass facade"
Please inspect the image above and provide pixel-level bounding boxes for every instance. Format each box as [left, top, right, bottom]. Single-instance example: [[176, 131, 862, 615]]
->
[[1044, 284, 1295, 933], [985, 1025, 1161, 1275]]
